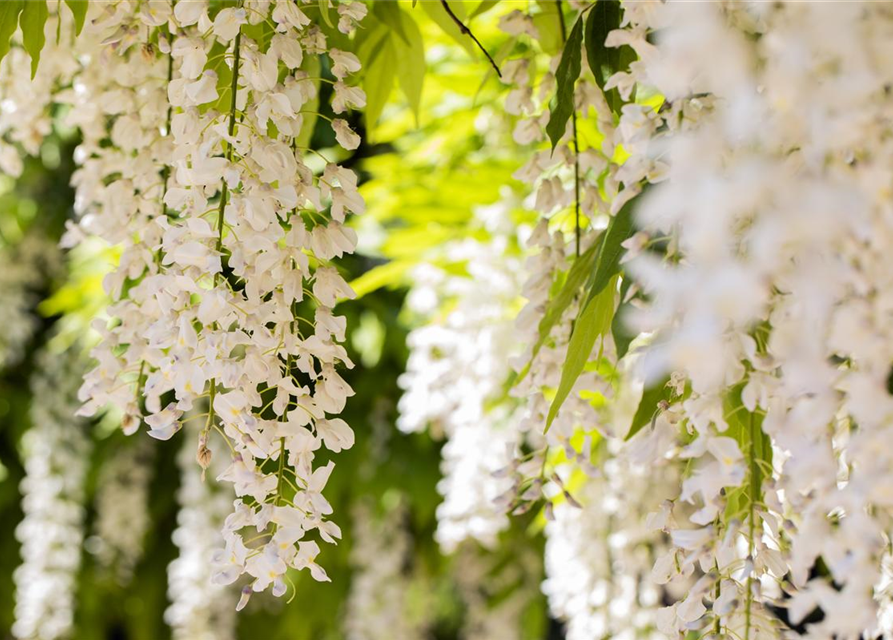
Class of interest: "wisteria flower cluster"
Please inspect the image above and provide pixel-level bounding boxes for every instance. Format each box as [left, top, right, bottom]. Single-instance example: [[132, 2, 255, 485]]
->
[[55, 0, 368, 607]]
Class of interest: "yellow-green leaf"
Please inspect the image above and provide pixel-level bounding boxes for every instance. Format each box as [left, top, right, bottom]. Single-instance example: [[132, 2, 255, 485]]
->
[[421, 0, 476, 57], [348, 260, 414, 299], [545, 274, 617, 432], [394, 9, 425, 126], [21, 0, 48, 78], [0, 1, 23, 66], [64, 0, 88, 36]]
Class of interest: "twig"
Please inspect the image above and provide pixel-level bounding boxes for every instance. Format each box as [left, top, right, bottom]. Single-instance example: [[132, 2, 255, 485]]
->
[[439, 0, 502, 78]]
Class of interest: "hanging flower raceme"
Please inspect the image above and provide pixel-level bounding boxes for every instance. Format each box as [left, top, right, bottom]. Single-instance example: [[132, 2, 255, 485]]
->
[[611, 1, 893, 637], [166, 425, 236, 640], [13, 347, 91, 640], [91, 438, 154, 584], [65, 0, 367, 606], [397, 208, 523, 552], [344, 503, 427, 640]]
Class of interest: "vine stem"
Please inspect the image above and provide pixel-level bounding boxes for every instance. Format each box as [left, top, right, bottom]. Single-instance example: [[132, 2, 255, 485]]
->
[[439, 0, 502, 78], [208, 28, 242, 435], [556, 0, 581, 256]]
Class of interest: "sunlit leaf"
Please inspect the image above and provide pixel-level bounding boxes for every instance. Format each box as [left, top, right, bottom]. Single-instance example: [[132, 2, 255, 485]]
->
[[469, 0, 500, 20], [21, 0, 48, 79], [395, 9, 426, 126], [348, 260, 414, 299], [63, 0, 88, 36], [420, 0, 477, 57], [0, 1, 23, 67], [545, 274, 617, 432]]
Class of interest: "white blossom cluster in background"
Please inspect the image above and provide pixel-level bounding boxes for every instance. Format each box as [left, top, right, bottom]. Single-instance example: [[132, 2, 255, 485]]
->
[[13, 347, 91, 640], [453, 544, 541, 640], [0, 234, 62, 369], [397, 207, 522, 552], [0, 4, 79, 177], [344, 503, 427, 640], [91, 438, 154, 584], [166, 427, 236, 640], [31, 0, 369, 607], [543, 453, 680, 640]]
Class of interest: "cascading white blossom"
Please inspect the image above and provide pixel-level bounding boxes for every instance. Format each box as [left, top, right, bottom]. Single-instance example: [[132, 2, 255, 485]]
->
[[55, 0, 367, 606], [166, 427, 236, 640], [0, 2, 79, 176], [91, 438, 154, 583], [543, 452, 678, 640], [343, 503, 427, 640], [13, 347, 91, 640], [397, 208, 522, 552], [601, 1, 893, 637], [498, 2, 633, 509]]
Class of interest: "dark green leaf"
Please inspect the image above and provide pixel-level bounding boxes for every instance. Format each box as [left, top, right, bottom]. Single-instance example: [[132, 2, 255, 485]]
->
[[318, 0, 334, 29], [64, 0, 88, 36], [545, 15, 583, 151], [545, 274, 616, 432], [520, 238, 600, 382], [582, 191, 639, 307], [625, 374, 670, 440], [0, 1, 23, 66], [611, 275, 635, 359], [21, 0, 48, 79], [585, 0, 634, 116]]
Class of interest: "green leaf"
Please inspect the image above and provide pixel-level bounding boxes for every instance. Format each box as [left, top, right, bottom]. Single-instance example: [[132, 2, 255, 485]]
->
[[533, 10, 562, 56], [521, 238, 600, 379], [318, 0, 334, 29], [722, 382, 773, 523], [374, 0, 410, 46], [394, 9, 425, 126], [625, 374, 670, 441], [348, 260, 414, 299], [420, 0, 476, 57], [204, 41, 233, 114], [584, 0, 634, 116], [359, 27, 397, 133], [469, 0, 500, 20], [611, 275, 635, 360], [295, 54, 321, 147], [582, 191, 639, 307], [545, 274, 617, 432], [0, 1, 23, 66], [64, 0, 88, 36], [545, 15, 583, 151], [20, 0, 48, 79]]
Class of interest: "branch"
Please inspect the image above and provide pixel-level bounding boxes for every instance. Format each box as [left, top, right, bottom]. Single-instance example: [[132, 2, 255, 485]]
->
[[439, 0, 502, 78]]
